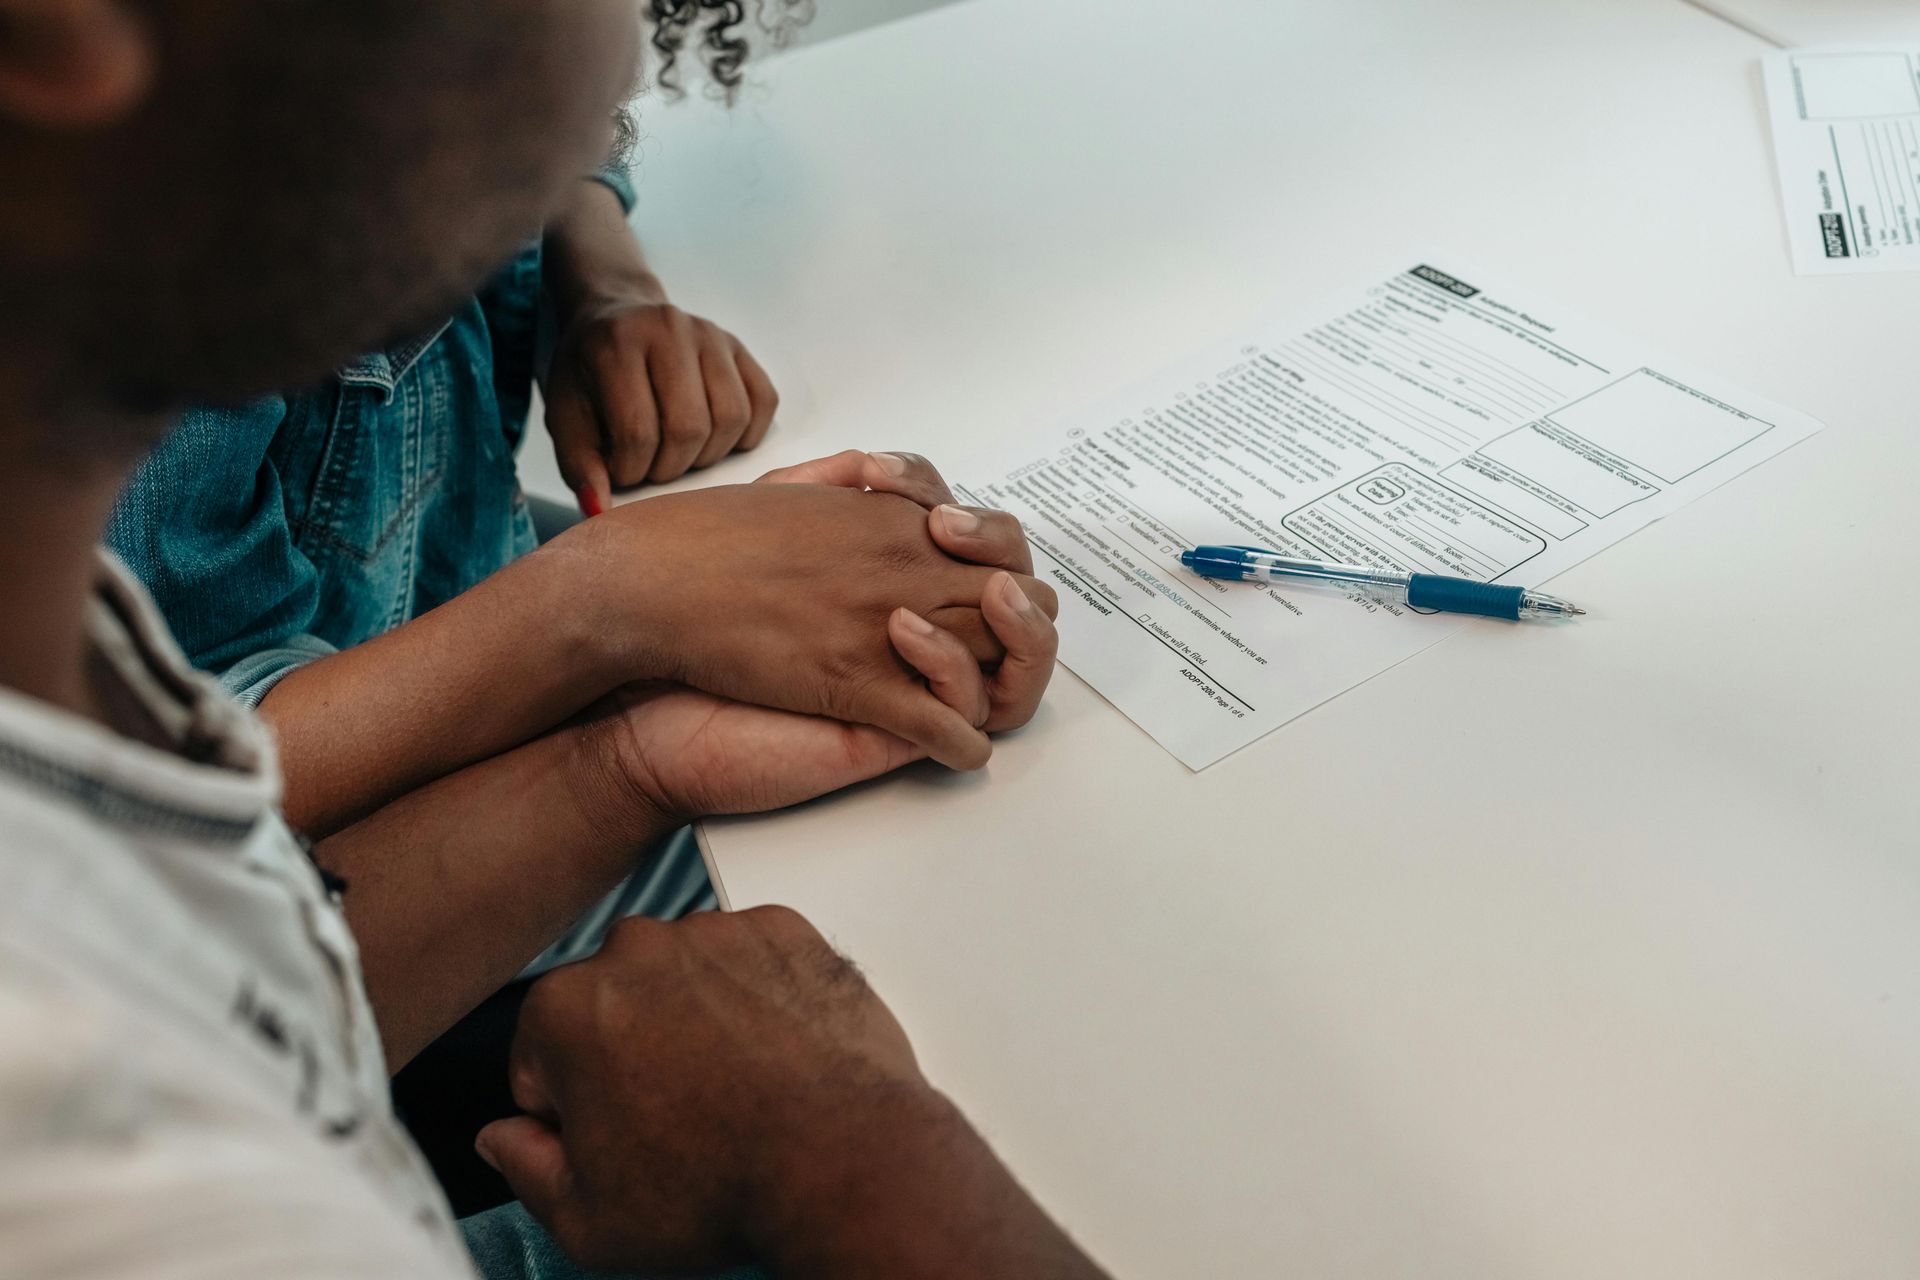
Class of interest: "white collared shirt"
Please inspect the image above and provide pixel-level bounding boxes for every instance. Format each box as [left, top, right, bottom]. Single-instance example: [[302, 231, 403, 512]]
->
[[0, 555, 475, 1278]]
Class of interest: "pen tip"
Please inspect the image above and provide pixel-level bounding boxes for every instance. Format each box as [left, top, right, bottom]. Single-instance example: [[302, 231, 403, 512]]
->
[[1570, 605, 1587, 616]]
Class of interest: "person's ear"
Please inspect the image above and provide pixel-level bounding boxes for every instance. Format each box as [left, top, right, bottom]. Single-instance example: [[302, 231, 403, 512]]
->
[[0, 0, 152, 130]]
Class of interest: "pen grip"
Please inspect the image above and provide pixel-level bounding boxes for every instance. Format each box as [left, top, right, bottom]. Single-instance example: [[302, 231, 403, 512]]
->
[[1406, 575, 1526, 620]]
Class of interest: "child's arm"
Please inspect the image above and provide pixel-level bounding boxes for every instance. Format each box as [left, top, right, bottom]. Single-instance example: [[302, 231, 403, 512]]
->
[[320, 570, 1056, 1070], [542, 178, 777, 513], [259, 456, 1058, 837]]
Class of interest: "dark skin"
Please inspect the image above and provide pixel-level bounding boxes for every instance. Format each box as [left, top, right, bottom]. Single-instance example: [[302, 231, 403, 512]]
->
[[481, 909, 1110, 1279], [0, 2, 1109, 1276], [333, 449, 1061, 1068], [544, 177, 781, 502]]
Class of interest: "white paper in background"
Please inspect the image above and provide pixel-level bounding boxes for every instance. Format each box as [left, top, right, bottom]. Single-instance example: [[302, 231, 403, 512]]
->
[[959, 264, 1824, 770], [1683, 0, 1920, 50], [1763, 46, 1920, 274]]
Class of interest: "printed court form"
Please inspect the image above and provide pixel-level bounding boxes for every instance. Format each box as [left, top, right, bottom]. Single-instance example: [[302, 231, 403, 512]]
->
[[1763, 46, 1920, 273], [961, 265, 1822, 769]]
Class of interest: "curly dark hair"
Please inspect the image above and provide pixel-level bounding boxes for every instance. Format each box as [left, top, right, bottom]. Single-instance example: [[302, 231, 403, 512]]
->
[[646, 0, 815, 99]]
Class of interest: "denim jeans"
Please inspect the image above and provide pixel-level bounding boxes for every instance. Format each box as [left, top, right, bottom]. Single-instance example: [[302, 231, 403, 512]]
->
[[461, 1202, 767, 1280]]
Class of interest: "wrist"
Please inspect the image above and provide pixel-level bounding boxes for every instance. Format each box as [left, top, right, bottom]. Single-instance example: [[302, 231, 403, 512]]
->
[[545, 180, 665, 317], [534, 511, 687, 689], [741, 1085, 979, 1276], [565, 708, 681, 851]]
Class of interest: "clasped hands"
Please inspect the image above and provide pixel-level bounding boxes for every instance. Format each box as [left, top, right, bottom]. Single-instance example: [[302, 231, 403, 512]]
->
[[545, 448, 1060, 833]]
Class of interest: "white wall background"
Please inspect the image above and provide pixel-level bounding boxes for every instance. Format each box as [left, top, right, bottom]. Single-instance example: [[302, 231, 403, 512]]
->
[[790, 0, 963, 45]]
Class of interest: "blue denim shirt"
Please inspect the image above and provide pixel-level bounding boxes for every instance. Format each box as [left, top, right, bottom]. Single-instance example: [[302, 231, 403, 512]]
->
[[107, 168, 635, 706]]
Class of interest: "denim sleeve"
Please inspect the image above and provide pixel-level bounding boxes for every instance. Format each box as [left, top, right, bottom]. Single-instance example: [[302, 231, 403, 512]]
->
[[460, 1201, 766, 1280], [590, 159, 637, 215], [105, 398, 334, 707]]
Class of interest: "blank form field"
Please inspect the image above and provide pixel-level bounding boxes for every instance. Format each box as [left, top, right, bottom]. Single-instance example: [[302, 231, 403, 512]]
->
[[1546, 370, 1771, 483], [1793, 51, 1920, 120], [1477, 423, 1655, 518]]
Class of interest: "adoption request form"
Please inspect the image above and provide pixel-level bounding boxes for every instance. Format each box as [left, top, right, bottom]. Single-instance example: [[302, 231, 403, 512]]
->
[[1763, 45, 1920, 274], [959, 265, 1821, 769]]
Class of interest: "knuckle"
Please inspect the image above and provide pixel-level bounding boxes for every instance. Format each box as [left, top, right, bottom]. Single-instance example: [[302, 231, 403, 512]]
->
[[662, 416, 708, 445], [582, 323, 627, 363], [813, 942, 869, 996], [817, 643, 871, 691], [608, 412, 658, 445], [744, 903, 815, 943], [980, 510, 1023, 543], [878, 538, 930, 575], [518, 972, 580, 1042], [518, 975, 562, 1028]]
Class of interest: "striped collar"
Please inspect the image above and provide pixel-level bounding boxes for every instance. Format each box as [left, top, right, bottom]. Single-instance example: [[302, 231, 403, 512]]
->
[[0, 552, 280, 845]]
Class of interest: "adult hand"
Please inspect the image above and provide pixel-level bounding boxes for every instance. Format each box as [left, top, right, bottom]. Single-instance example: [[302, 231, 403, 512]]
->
[[761, 449, 1058, 732], [475, 910, 1111, 1279], [561, 479, 1058, 770], [474, 909, 932, 1273]]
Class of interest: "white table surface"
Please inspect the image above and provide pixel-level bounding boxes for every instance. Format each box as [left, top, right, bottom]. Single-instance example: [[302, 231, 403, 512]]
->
[[1684, 0, 1920, 47], [525, 1, 1920, 1273]]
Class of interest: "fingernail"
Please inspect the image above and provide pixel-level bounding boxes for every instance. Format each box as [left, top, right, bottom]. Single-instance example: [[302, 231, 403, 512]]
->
[[474, 1135, 501, 1172], [937, 504, 981, 537], [872, 452, 910, 476], [576, 485, 605, 518], [896, 608, 936, 637], [999, 575, 1034, 615]]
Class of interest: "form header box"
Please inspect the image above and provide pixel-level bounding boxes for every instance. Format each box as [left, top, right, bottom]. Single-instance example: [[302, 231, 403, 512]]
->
[[1409, 264, 1481, 298], [1820, 212, 1853, 258]]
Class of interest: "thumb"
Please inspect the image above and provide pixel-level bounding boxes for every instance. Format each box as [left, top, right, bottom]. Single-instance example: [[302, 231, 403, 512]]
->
[[572, 452, 612, 519], [756, 448, 872, 488], [476, 1115, 576, 1223]]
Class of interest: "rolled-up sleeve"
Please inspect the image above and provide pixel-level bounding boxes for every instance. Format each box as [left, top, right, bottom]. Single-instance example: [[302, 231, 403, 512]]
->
[[590, 159, 637, 215], [106, 399, 334, 708]]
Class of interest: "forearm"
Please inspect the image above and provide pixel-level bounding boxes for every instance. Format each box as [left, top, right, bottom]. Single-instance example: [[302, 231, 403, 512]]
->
[[315, 715, 672, 1070], [265, 185, 673, 841], [752, 1089, 1112, 1280], [260, 534, 649, 837], [544, 179, 664, 319]]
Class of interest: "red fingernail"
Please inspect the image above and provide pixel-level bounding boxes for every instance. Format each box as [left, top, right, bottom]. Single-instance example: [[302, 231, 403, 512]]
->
[[577, 485, 605, 518]]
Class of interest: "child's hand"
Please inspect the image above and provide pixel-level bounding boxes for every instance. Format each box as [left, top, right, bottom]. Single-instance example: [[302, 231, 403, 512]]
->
[[540, 180, 777, 515], [545, 297, 778, 514]]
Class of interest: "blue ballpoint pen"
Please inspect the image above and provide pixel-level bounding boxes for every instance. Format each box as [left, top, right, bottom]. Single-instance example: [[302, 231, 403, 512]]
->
[[1179, 545, 1586, 621]]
